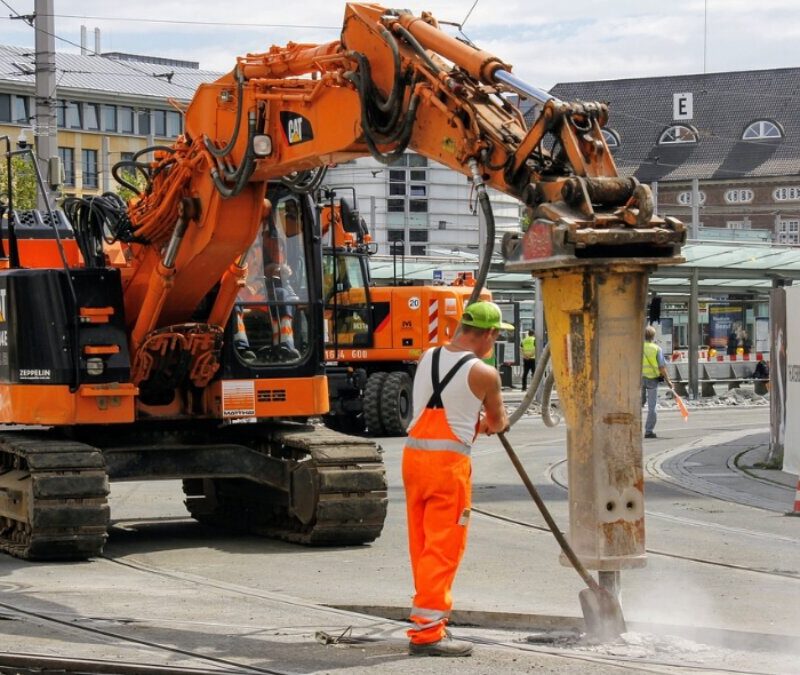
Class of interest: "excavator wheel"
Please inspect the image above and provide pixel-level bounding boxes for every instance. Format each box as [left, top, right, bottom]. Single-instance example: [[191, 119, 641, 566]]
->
[[0, 433, 109, 560], [380, 371, 413, 436], [363, 371, 389, 436], [182, 426, 387, 545]]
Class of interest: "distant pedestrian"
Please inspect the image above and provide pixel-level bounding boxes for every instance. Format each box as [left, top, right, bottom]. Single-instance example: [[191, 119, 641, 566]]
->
[[520, 329, 536, 390], [642, 325, 673, 439], [403, 301, 511, 657]]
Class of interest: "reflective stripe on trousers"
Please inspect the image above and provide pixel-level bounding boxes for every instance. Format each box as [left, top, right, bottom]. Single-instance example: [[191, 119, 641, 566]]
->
[[404, 437, 471, 455], [403, 442, 471, 644]]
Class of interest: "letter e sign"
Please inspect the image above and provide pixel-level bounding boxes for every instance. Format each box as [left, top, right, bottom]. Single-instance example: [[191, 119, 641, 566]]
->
[[673, 92, 693, 121]]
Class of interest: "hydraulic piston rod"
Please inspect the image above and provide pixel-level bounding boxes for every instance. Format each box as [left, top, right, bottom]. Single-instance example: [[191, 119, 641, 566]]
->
[[493, 69, 560, 107]]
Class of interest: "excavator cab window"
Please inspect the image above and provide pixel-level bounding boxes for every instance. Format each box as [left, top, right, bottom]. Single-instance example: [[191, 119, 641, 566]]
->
[[234, 194, 311, 365], [323, 253, 370, 347]]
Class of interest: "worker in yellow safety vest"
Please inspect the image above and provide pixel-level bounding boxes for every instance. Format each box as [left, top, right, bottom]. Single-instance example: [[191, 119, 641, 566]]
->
[[520, 329, 536, 391], [403, 301, 510, 657], [642, 325, 673, 439]]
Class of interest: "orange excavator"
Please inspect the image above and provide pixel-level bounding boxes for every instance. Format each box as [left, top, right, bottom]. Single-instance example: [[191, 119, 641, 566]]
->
[[319, 188, 490, 436], [0, 3, 683, 562]]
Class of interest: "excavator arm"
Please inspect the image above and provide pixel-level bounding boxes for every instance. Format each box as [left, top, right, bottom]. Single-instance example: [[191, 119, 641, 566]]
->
[[119, 2, 683, 347]]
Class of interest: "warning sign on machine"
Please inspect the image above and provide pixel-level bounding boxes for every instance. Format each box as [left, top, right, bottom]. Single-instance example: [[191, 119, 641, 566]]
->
[[222, 380, 256, 417]]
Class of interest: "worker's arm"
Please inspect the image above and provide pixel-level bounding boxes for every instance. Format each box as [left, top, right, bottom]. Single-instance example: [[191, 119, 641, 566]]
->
[[470, 363, 509, 435], [657, 347, 673, 388]]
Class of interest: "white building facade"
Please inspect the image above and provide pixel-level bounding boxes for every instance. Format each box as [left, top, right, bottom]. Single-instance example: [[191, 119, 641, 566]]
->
[[325, 154, 521, 258]]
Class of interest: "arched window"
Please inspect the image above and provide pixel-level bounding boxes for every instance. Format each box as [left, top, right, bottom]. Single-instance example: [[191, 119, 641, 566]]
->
[[601, 128, 620, 148], [658, 125, 698, 145], [742, 120, 783, 140]]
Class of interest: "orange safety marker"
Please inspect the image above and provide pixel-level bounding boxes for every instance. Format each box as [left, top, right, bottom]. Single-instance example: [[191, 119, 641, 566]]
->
[[673, 391, 689, 421], [788, 477, 800, 517]]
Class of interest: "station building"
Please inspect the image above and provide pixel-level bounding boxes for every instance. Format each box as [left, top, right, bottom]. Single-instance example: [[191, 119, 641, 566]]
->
[[549, 68, 800, 245]]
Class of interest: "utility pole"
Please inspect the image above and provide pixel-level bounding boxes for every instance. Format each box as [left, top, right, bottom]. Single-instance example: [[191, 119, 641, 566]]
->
[[34, 0, 58, 210]]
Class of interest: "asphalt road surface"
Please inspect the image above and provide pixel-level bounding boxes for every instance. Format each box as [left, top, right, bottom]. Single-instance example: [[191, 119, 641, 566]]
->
[[0, 404, 797, 674]]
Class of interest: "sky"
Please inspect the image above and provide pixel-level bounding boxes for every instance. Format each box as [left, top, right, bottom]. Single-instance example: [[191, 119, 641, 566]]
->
[[1, 1, 799, 88]]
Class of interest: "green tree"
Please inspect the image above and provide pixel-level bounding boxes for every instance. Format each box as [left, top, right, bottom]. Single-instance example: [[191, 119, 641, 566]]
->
[[114, 165, 148, 204], [0, 155, 37, 210]]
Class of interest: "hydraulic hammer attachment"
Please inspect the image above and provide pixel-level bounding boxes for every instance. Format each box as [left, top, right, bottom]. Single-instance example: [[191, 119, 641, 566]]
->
[[504, 179, 684, 575]]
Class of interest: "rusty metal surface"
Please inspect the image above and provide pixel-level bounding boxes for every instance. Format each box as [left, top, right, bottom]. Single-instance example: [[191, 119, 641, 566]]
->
[[541, 266, 648, 570]]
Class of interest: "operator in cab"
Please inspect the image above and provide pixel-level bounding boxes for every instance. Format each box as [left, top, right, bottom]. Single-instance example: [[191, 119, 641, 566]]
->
[[402, 301, 511, 657], [234, 196, 304, 363]]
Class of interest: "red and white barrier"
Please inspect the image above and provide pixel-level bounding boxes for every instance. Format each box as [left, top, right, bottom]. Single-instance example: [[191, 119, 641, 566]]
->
[[671, 351, 768, 363], [427, 299, 439, 344]]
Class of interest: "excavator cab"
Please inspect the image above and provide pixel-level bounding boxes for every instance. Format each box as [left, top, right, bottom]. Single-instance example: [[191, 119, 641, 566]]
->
[[323, 251, 372, 349], [231, 188, 313, 368]]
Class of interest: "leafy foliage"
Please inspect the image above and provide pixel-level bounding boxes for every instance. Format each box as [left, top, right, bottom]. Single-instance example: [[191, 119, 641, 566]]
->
[[0, 155, 37, 210]]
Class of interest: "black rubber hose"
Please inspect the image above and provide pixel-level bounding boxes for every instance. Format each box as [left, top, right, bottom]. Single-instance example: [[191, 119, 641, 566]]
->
[[111, 161, 149, 195], [347, 54, 409, 142], [374, 26, 403, 115], [204, 67, 245, 158], [467, 169, 496, 306], [393, 24, 442, 75]]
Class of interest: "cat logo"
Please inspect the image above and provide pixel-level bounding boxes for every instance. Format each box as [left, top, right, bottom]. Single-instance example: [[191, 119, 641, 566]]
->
[[280, 112, 313, 146], [287, 117, 303, 143]]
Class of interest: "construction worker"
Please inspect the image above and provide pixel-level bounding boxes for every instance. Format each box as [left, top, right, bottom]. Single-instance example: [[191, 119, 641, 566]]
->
[[403, 301, 511, 657], [642, 325, 673, 439], [264, 198, 301, 360], [234, 197, 302, 363], [520, 329, 536, 390]]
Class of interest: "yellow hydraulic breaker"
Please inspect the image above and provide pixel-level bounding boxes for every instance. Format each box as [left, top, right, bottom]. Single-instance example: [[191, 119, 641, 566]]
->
[[504, 174, 685, 590]]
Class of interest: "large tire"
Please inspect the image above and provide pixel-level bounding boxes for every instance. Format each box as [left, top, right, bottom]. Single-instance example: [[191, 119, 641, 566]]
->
[[364, 372, 389, 436], [381, 371, 413, 436]]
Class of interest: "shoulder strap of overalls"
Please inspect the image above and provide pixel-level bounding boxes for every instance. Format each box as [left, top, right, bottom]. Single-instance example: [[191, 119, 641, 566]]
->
[[426, 347, 478, 409]]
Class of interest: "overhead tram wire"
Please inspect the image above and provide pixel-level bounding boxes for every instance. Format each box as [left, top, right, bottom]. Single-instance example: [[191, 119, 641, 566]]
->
[[45, 14, 340, 30], [460, 0, 482, 29]]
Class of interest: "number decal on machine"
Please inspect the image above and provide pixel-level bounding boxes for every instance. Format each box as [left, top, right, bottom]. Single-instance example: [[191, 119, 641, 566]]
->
[[408, 297, 420, 310]]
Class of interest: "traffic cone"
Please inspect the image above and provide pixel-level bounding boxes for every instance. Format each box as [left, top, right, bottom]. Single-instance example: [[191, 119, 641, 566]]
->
[[788, 477, 800, 517]]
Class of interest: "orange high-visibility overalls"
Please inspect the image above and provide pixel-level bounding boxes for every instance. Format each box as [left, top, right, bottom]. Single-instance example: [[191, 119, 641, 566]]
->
[[403, 347, 479, 644]]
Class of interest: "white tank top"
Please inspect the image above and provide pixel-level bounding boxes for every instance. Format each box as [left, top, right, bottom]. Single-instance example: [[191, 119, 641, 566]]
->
[[409, 347, 483, 446]]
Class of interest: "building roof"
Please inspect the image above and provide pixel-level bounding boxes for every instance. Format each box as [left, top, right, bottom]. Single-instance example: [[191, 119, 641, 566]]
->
[[369, 241, 800, 296], [549, 68, 800, 183], [0, 44, 222, 103]]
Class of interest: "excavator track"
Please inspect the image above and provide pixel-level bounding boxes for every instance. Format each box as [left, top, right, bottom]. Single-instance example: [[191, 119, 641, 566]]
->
[[0, 433, 109, 560], [183, 426, 387, 545]]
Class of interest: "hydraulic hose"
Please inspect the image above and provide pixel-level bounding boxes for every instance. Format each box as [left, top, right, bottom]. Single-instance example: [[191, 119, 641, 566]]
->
[[463, 158, 556, 427], [507, 343, 552, 427], [466, 159, 495, 307], [204, 68, 245, 159]]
